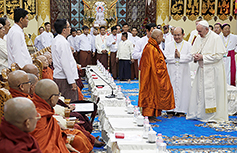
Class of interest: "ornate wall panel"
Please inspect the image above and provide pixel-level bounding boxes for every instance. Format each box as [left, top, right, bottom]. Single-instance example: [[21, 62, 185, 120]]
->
[[218, 0, 230, 20], [22, 0, 36, 20], [156, 0, 169, 25], [71, 0, 84, 29], [171, 0, 184, 21], [6, 0, 21, 19], [201, 0, 215, 21], [126, 0, 146, 37], [146, 0, 156, 23], [0, 1, 4, 17], [116, 0, 126, 27], [186, 0, 200, 21], [50, 0, 71, 33]]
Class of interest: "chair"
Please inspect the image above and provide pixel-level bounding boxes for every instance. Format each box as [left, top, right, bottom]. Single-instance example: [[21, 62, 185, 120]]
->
[[33, 59, 43, 80], [11, 63, 21, 71], [0, 88, 12, 124]]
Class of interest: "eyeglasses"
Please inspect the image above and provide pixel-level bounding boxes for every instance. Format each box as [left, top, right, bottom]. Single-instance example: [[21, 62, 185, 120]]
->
[[0, 26, 4, 30], [47, 92, 61, 100], [29, 112, 41, 120], [18, 80, 31, 87], [64, 26, 71, 29]]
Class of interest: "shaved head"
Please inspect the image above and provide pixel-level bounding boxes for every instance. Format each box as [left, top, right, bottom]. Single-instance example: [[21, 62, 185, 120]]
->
[[44, 52, 52, 66], [4, 97, 37, 132], [27, 73, 38, 95], [35, 79, 59, 107], [151, 29, 163, 45], [37, 55, 48, 68], [22, 64, 39, 78], [8, 70, 31, 94]]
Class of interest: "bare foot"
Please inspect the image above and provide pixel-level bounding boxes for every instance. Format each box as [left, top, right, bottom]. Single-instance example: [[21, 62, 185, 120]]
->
[[94, 136, 105, 147]]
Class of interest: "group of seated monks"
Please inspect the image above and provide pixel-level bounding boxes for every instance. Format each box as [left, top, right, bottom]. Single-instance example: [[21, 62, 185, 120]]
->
[[0, 52, 105, 153]]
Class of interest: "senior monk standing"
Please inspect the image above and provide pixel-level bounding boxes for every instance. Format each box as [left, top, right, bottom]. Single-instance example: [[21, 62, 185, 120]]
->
[[0, 97, 42, 153], [30, 79, 93, 153], [8, 70, 31, 98], [138, 29, 175, 122]]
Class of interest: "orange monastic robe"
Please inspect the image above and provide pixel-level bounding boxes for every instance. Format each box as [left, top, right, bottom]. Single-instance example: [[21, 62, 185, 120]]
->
[[9, 88, 31, 99], [42, 67, 54, 80], [138, 37, 175, 117], [30, 94, 93, 153]]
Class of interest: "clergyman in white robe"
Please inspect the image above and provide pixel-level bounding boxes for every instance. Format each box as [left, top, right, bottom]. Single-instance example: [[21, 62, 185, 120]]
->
[[186, 21, 228, 122], [165, 39, 192, 114]]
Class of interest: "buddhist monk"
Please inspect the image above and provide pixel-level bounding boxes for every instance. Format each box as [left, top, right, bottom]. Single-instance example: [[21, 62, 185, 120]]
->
[[37, 55, 53, 80], [22, 64, 40, 79], [0, 97, 42, 153], [27, 73, 38, 97], [138, 29, 175, 122], [30, 79, 93, 153], [8, 70, 31, 98], [44, 52, 54, 70]]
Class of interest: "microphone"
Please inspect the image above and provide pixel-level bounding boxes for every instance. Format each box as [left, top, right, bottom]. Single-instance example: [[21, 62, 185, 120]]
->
[[90, 69, 115, 98]]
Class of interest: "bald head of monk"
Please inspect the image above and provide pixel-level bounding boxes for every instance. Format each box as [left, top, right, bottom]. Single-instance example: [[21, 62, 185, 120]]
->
[[151, 29, 163, 45], [8, 70, 31, 94], [37, 55, 49, 69], [35, 79, 60, 108], [4, 97, 40, 132], [22, 64, 40, 79], [44, 52, 53, 66], [27, 73, 38, 95]]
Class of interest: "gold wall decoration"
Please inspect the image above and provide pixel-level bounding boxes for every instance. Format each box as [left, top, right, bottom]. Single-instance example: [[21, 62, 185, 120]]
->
[[6, 0, 21, 19], [157, 0, 169, 24], [201, 0, 215, 21], [23, 0, 36, 20], [186, 0, 200, 21], [171, 0, 184, 21], [218, 0, 230, 20], [0, 1, 4, 17], [82, 0, 117, 28]]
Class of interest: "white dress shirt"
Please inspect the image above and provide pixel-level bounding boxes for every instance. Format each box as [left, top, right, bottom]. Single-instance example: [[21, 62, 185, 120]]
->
[[77, 34, 93, 51], [95, 34, 109, 54], [106, 34, 119, 52], [0, 38, 8, 73], [34, 34, 44, 51], [7, 23, 32, 68], [67, 35, 78, 52], [129, 35, 140, 48], [116, 39, 133, 60], [132, 35, 149, 65], [41, 31, 54, 48], [220, 33, 237, 53], [51, 34, 78, 84]]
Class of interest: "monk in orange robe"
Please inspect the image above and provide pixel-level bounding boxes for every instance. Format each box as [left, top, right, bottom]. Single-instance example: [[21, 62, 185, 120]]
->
[[0, 97, 42, 153], [8, 70, 31, 99], [138, 29, 175, 122], [30, 79, 93, 153]]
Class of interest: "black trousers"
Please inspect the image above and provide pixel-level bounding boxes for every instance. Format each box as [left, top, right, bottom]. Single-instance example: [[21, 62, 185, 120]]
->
[[119, 60, 131, 80]]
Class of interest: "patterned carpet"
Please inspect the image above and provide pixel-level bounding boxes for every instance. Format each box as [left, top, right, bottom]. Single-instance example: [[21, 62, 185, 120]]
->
[[82, 80, 237, 152]]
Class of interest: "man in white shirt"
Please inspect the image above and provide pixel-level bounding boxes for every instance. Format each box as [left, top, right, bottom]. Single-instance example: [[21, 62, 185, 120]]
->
[[76, 29, 82, 36], [107, 26, 118, 79], [116, 25, 121, 34], [214, 23, 222, 35], [52, 19, 79, 101], [117, 23, 132, 43], [67, 28, 79, 63], [7, 8, 32, 68], [77, 26, 93, 76], [0, 23, 8, 77], [220, 24, 237, 86], [164, 27, 193, 116], [129, 27, 140, 80], [34, 26, 44, 51], [91, 27, 98, 65], [116, 32, 134, 81], [133, 23, 154, 66], [95, 26, 109, 69], [41, 22, 54, 48], [162, 25, 174, 50], [188, 18, 202, 45], [187, 20, 228, 122]]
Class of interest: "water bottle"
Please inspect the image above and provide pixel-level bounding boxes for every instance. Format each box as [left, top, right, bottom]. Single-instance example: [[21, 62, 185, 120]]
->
[[144, 116, 149, 125], [156, 133, 163, 152], [133, 106, 139, 123]]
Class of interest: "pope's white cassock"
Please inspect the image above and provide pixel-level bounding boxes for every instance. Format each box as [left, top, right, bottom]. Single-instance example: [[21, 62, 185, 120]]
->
[[165, 40, 192, 113], [187, 29, 228, 122], [41, 31, 54, 48]]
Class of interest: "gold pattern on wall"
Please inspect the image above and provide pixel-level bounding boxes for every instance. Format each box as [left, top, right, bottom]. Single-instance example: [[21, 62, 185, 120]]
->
[[201, 0, 215, 21], [186, 0, 199, 21], [0, 1, 4, 17], [6, 0, 21, 19], [218, 0, 230, 20], [82, 0, 117, 28], [23, 0, 36, 20], [38, 0, 50, 21], [157, 0, 169, 23], [171, 0, 184, 21]]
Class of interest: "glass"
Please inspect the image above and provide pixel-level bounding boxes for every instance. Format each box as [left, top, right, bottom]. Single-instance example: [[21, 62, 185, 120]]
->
[[64, 108, 70, 117], [66, 120, 75, 129], [47, 92, 61, 100], [64, 99, 71, 105]]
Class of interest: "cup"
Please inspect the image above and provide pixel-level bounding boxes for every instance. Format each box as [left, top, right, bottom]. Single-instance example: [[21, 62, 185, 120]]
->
[[127, 104, 134, 114], [148, 129, 156, 143], [64, 108, 71, 117], [65, 99, 71, 105], [66, 120, 75, 129], [137, 115, 144, 126]]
